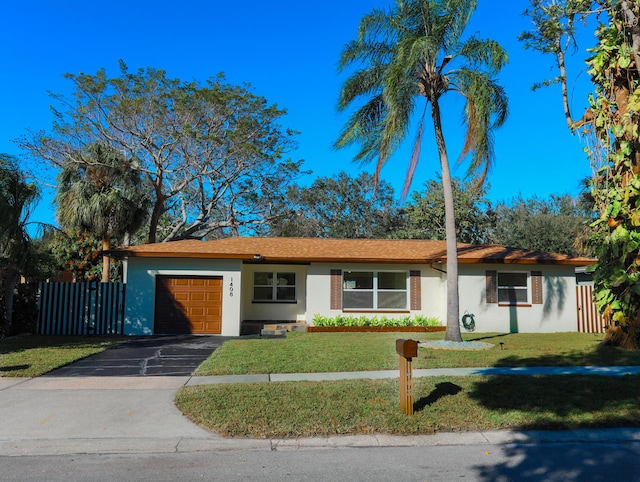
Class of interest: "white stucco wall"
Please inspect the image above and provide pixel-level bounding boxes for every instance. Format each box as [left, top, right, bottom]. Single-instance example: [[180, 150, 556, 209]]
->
[[124, 255, 580, 335], [458, 264, 578, 333], [305, 263, 446, 324], [240, 264, 308, 322], [123, 257, 242, 336]]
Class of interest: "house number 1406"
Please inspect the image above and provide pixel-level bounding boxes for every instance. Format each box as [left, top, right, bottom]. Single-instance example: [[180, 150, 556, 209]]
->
[[229, 278, 234, 297]]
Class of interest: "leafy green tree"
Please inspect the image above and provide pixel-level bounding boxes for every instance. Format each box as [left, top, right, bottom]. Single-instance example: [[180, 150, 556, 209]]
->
[[0, 155, 39, 336], [397, 177, 495, 244], [586, 1, 640, 349], [43, 229, 107, 282], [54, 144, 149, 282], [521, 1, 640, 348], [19, 62, 305, 243], [335, 0, 508, 342], [493, 194, 593, 256], [268, 172, 402, 238]]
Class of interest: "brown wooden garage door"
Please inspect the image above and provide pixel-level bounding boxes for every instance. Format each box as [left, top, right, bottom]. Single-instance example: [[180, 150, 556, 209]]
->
[[154, 276, 223, 334]]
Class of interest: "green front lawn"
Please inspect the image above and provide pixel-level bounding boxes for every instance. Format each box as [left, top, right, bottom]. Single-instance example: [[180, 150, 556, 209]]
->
[[178, 331, 640, 438], [176, 375, 640, 438], [194, 331, 637, 376], [0, 335, 127, 377]]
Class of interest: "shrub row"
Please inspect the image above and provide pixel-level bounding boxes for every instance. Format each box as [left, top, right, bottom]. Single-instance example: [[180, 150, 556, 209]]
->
[[311, 314, 441, 327]]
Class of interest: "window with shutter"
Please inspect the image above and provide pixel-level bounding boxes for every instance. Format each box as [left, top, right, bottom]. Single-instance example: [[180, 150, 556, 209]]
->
[[486, 270, 542, 306]]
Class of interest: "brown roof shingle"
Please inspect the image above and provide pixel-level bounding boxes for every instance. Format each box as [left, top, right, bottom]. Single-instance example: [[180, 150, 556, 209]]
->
[[110, 237, 596, 266]]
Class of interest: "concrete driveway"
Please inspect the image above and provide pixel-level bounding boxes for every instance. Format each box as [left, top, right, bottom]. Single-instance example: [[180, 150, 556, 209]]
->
[[0, 335, 268, 456], [43, 335, 235, 377]]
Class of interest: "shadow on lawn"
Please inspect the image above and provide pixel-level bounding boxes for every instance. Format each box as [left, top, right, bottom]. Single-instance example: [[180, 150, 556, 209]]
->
[[0, 364, 30, 373], [414, 382, 462, 412], [492, 345, 640, 367]]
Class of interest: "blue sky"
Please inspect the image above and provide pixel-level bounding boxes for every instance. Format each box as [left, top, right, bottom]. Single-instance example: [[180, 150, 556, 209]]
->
[[1, 0, 596, 226]]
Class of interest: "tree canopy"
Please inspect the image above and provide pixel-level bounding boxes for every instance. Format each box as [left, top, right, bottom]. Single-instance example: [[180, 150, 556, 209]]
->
[[398, 177, 495, 244], [19, 62, 305, 243], [268, 172, 402, 239], [493, 194, 593, 256]]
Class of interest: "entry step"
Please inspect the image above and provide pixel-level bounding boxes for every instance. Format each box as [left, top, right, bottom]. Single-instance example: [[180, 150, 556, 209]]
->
[[260, 323, 307, 336]]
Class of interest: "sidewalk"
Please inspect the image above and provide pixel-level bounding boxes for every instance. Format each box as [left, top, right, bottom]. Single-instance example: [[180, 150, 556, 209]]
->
[[186, 365, 640, 385], [2, 366, 640, 457]]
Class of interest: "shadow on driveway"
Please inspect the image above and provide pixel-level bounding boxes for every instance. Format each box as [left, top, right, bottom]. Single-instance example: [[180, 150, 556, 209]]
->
[[43, 335, 243, 377]]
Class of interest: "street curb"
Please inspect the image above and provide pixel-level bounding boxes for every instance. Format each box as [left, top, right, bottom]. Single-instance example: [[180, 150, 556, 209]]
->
[[2, 428, 640, 456]]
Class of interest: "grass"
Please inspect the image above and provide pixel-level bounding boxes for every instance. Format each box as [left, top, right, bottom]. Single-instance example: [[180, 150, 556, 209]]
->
[[175, 375, 640, 438], [193, 331, 640, 376], [0, 335, 127, 377], [5, 332, 639, 438], [178, 331, 640, 438]]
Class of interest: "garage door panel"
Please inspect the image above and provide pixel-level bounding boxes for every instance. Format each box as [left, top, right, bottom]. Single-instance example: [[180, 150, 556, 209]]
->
[[154, 276, 223, 335]]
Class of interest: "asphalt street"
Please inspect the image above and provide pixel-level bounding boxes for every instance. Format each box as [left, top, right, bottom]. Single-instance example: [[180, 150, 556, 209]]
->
[[2, 439, 640, 481]]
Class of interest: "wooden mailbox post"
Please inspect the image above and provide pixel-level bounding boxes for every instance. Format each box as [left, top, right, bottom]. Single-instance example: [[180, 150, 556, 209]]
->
[[396, 339, 418, 415]]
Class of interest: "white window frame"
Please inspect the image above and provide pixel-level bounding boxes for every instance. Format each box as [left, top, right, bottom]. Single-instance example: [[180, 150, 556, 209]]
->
[[342, 270, 408, 310], [497, 271, 530, 305], [253, 271, 297, 303]]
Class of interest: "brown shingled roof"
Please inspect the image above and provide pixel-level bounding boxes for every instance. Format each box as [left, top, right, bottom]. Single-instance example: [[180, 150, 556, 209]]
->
[[109, 237, 596, 266]]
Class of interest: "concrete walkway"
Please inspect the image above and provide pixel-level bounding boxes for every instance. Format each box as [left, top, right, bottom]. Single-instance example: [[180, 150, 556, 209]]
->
[[3, 365, 640, 456], [186, 365, 640, 385]]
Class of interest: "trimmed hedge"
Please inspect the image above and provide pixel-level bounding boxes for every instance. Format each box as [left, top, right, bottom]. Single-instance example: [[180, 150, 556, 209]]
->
[[311, 313, 441, 327]]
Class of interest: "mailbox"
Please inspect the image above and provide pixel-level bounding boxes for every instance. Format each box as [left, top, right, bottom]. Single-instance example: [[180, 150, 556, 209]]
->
[[395, 339, 418, 359]]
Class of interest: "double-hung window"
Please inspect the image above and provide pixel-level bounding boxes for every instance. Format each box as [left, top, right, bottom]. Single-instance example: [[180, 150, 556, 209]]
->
[[342, 271, 407, 310], [253, 272, 296, 302], [497, 272, 529, 304]]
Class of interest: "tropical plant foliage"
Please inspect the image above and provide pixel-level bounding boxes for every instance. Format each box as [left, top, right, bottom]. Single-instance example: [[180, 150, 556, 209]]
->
[[521, 0, 640, 348], [587, 1, 640, 349], [55, 144, 149, 281], [335, 0, 508, 342], [0, 155, 40, 336]]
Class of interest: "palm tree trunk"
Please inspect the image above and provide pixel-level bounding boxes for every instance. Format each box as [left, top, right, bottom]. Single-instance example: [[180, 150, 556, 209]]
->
[[432, 100, 463, 343], [101, 238, 111, 283]]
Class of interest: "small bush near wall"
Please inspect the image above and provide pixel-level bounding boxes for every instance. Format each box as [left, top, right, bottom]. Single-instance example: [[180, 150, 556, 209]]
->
[[312, 314, 441, 327]]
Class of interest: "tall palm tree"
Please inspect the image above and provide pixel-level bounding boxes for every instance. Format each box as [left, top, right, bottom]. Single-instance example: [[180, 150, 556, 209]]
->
[[55, 144, 149, 282], [0, 155, 39, 336], [336, 0, 508, 342]]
